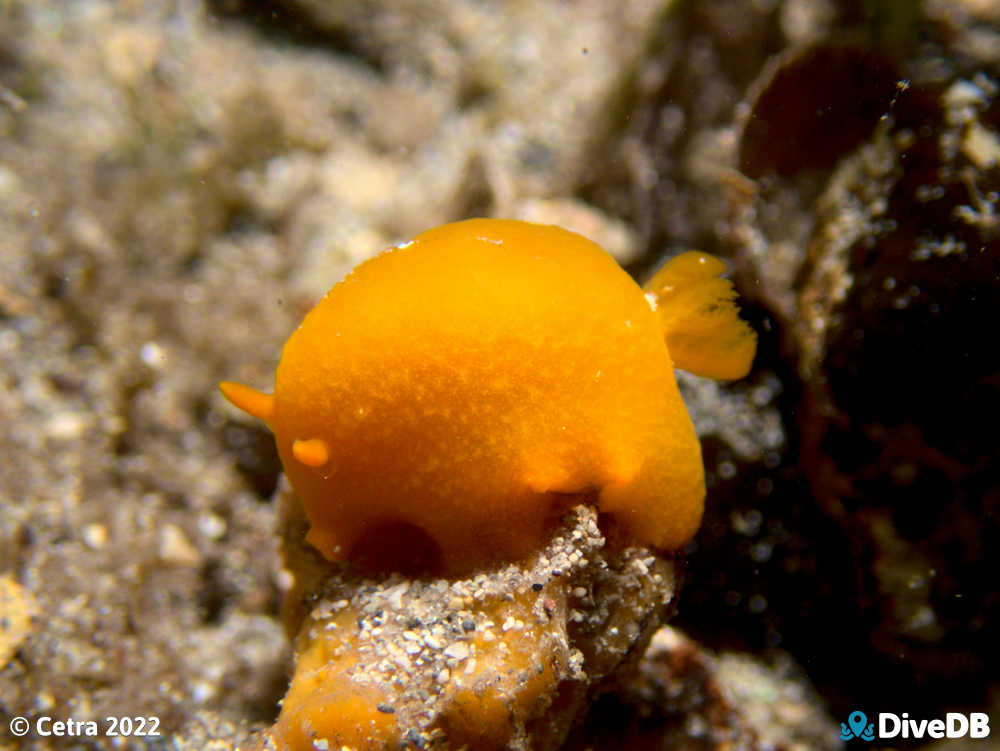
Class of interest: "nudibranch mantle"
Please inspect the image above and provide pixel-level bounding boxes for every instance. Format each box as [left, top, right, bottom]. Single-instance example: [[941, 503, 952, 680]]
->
[[221, 218, 755, 574]]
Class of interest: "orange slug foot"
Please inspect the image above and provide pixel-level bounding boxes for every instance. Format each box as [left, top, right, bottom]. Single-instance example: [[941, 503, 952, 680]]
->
[[266, 504, 678, 751], [220, 219, 756, 575]]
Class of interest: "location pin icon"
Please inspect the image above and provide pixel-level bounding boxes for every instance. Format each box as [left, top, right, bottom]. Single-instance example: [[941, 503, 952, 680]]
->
[[848, 711, 868, 738]]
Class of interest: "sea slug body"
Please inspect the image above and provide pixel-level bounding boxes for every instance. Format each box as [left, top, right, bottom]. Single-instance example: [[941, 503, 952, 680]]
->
[[221, 218, 755, 575]]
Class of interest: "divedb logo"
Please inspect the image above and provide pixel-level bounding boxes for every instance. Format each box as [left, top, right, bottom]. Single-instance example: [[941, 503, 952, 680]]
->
[[840, 710, 991, 741]]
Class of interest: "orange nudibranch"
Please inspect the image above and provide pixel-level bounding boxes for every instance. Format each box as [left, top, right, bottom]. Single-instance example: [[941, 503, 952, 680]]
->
[[221, 218, 756, 574]]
